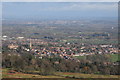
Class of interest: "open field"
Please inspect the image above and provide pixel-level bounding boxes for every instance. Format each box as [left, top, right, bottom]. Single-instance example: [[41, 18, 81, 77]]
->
[[109, 54, 120, 62], [65, 39, 118, 45], [75, 54, 120, 62]]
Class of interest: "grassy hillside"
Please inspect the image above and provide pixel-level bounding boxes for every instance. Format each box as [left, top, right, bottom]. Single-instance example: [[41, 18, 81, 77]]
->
[[2, 69, 63, 78], [55, 72, 119, 78], [2, 68, 119, 79]]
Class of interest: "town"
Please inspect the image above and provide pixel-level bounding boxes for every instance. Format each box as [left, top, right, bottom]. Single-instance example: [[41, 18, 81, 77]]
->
[[2, 34, 118, 60]]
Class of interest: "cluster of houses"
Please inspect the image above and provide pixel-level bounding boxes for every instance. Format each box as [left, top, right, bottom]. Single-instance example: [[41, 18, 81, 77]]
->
[[2, 35, 118, 60]]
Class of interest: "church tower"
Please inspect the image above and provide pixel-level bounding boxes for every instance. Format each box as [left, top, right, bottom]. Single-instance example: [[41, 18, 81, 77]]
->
[[30, 38, 32, 49]]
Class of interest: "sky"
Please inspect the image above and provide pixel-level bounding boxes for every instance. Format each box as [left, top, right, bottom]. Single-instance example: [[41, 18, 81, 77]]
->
[[2, 2, 118, 20], [1, 0, 119, 2]]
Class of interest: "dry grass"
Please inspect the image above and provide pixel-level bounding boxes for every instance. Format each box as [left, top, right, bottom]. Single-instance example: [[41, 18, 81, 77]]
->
[[2, 69, 63, 78], [55, 72, 120, 78], [2, 68, 120, 78]]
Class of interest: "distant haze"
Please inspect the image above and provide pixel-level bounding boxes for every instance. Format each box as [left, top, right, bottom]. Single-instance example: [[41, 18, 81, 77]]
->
[[2, 2, 118, 20]]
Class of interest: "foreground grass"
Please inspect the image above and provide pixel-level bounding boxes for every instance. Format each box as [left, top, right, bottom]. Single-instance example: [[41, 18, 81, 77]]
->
[[2, 68, 119, 78], [55, 72, 119, 78], [2, 69, 63, 78]]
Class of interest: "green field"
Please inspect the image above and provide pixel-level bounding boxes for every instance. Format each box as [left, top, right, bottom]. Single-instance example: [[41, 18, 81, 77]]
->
[[65, 39, 118, 45], [75, 54, 119, 62], [109, 54, 120, 62]]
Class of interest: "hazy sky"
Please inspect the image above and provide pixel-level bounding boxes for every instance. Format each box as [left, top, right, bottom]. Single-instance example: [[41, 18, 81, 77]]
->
[[2, 2, 118, 20], [1, 0, 119, 2]]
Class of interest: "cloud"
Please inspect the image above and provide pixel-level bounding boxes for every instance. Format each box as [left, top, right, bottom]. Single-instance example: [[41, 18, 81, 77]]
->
[[35, 3, 118, 12], [3, 2, 117, 12], [1, 0, 120, 2], [2, 2, 117, 19], [67, 3, 118, 11]]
